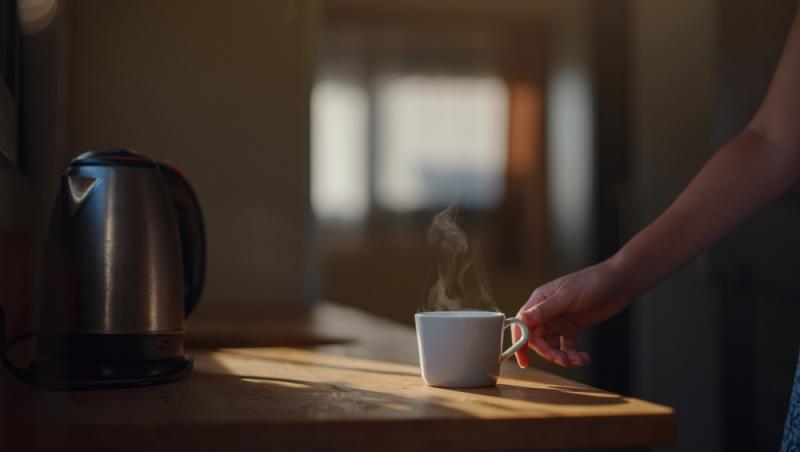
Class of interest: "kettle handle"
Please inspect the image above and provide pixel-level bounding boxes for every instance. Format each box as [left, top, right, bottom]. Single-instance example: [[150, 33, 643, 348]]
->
[[157, 162, 206, 318]]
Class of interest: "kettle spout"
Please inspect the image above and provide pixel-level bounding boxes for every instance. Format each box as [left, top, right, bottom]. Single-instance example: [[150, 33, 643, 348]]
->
[[62, 175, 99, 221]]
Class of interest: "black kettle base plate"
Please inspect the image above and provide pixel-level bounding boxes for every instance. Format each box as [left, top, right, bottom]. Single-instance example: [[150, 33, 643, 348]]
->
[[28, 355, 193, 390]]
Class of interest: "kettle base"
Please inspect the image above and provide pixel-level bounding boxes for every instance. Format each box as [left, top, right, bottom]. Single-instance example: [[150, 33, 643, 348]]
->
[[28, 355, 193, 390]]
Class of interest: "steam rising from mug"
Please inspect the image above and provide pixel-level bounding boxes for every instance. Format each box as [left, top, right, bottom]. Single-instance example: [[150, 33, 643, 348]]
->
[[422, 206, 498, 312]]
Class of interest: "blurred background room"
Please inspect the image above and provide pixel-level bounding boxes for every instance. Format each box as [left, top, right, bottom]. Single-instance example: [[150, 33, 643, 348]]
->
[[2, 0, 800, 450]]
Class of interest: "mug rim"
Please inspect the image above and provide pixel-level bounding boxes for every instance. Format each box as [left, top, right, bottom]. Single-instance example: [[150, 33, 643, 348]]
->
[[415, 310, 504, 319]]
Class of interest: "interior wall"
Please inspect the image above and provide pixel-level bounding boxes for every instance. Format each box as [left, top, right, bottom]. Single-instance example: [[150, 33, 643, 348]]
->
[[546, 0, 595, 275], [4, 0, 72, 338], [713, 1, 800, 450], [65, 0, 317, 308], [588, 0, 632, 396], [628, 1, 721, 451]]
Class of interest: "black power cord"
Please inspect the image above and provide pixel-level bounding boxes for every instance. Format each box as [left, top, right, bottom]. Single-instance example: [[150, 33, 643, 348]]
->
[[0, 304, 36, 385], [0, 305, 74, 390], [7, 331, 34, 348]]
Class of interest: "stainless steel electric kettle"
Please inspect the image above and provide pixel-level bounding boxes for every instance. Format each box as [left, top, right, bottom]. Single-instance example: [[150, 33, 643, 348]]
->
[[22, 148, 205, 389]]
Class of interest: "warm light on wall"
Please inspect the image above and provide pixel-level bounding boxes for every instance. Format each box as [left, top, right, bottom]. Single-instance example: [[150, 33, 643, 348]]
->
[[507, 81, 543, 180]]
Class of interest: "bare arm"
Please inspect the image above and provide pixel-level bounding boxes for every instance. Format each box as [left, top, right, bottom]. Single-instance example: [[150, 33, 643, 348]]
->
[[514, 5, 800, 368]]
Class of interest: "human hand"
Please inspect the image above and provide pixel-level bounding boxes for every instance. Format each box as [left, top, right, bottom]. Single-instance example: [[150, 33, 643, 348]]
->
[[511, 259, 635, 368]]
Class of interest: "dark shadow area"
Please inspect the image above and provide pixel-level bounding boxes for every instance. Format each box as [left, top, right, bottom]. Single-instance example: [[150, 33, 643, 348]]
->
[[546, 384, 610, 395]]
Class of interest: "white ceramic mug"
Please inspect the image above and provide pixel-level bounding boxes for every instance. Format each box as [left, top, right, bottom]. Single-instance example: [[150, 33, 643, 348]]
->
[[415, 311, 529, 388]]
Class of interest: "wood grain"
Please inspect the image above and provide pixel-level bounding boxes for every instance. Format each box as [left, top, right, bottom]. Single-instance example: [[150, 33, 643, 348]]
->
[[1, 303, 676, 451]]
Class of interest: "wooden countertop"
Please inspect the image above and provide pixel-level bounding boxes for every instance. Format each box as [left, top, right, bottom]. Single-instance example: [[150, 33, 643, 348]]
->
[[1, 303, 676, 451]]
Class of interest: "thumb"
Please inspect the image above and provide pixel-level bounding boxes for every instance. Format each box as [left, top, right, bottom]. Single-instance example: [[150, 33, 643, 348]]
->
[[511, 321, 529, 368], [523, 290, 570, 326]]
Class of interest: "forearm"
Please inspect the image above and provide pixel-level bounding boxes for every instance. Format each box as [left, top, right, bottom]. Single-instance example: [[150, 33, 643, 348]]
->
[[609, 127, 800, 297]]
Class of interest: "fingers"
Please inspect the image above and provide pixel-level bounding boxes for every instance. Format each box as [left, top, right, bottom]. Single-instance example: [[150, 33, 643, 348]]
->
[[527, 326, 569, 367], [520, 287, 549, 312], [511, 319, 529, 368], [522, 323, 592, 368], [539, 315, 582, 338], [518, 278, 564, 313], [560, 336, 591, 367], [516, 280, 591, 368], [521, 289, 570, 327]]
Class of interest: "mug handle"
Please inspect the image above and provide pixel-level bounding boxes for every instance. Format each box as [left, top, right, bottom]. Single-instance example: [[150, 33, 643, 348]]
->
[[500, 317, 529, 363], [156, 162, 206, 318]]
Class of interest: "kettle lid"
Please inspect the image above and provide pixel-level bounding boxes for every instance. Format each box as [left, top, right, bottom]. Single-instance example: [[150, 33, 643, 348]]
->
[[71, 148, 156, 169]]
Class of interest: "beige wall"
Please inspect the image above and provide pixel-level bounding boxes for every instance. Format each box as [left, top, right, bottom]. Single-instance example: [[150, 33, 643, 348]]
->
[[66, 0, 316, 307]]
